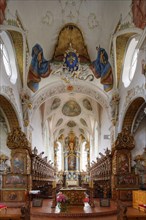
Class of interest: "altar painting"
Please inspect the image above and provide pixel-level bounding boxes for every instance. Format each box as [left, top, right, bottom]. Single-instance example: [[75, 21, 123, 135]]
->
[[12, 153, 25, 174], [3, 174, 27, 188], [68, 154, 76, 170]]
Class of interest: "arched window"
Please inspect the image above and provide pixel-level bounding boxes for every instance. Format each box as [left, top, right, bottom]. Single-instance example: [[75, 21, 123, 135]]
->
[[56, 142, 63, 171], [122, 35, 139, 87], [0, 31, 17, 84], [81, 141, 88, 171]]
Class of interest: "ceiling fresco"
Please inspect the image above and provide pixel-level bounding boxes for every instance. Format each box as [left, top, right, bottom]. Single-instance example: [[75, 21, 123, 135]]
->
[[83, 99, 92, 111], [67, 121, 76, 127], [62, 100, 81, 117], [51, 98, 61, 110], [3, 0, 142, 144]]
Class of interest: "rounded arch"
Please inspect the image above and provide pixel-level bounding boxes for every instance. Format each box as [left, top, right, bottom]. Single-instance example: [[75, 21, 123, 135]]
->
[[122, 97, 145, 132], [0, 95, 19, 130], [30, 81, 110, 123]]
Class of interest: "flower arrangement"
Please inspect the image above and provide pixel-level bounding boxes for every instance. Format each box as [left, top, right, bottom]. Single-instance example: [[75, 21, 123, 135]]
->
[[56, 192, 69, 212]]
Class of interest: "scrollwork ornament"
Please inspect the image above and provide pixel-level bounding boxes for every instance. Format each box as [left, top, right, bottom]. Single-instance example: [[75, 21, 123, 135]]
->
[[7, 127, 31, 150], [115, 127, 135, 150]]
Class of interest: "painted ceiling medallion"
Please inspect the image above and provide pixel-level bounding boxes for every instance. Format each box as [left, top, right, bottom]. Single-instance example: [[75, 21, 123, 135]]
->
[[67, 121, 76, 127], [80, 118, 87, 127], [79, 128, 84, 134], [59, 129, 64, 134], [83, 99, 92, 111], [62, 100, 81, 116], [56, 118, 63, 126], [51, 98, 61, 110]]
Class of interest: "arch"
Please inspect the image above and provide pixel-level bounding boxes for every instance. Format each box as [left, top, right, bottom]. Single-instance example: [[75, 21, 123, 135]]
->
[[112, 27, 142, 87], [30, 82, 110, 121], [0, 95, 19, 130], [122, 97, 145, 132]]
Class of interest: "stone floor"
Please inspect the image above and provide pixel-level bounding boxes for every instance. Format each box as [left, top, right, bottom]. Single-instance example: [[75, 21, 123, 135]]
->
[[1, 198, 146, 220], [31, 198, 117, 219]]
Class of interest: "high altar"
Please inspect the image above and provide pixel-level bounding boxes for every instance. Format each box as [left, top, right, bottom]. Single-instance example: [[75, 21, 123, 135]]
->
[[63, 132, 82, 187], [60, 187, 86, 205]]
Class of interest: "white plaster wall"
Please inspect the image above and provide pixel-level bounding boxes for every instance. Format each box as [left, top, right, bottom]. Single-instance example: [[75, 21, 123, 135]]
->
[[132, 117, 146, 165], [98, 107, 111, 154], [0, 49, 23, 129], [31, 108, 45, 154], [0, 121, 10, 159]]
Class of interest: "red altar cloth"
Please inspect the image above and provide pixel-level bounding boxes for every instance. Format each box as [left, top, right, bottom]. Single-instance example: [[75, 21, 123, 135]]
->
[[0, 204, 7, 213], [138, 204, 146, 212]]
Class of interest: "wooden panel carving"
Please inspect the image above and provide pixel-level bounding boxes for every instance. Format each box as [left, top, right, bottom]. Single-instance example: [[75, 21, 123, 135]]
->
[[2, 189, 26, 202], [2, 174, 28, 188]]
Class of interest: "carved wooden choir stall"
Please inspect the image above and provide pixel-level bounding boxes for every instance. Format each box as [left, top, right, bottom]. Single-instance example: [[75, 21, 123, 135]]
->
[[111, 128, 139, 201], [1, 127, 31, 203], [90, 148, 112, 199], [0, 127, 55, 204], [31, 147, 55, 198]]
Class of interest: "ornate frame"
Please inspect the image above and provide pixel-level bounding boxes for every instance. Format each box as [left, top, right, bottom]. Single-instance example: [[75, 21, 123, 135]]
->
[[2, 174, 28, 188]]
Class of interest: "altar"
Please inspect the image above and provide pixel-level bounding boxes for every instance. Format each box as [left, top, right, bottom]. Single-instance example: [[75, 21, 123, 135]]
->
[[60, 187, 86, 205]]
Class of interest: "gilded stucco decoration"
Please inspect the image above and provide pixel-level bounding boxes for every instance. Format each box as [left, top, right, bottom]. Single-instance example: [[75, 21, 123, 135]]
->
[[53, 24, 90, 63], [67, 121, 76, 127], [83, 99, 92, 111], [51, 98, 61, 110], [115, 127, 135, 150], [0, 95, 19, 129], [62, 100, 81, 117], [116, 32, 136, 86], [109, 92, 120, 126], [8, 30, 23, 85], [7, 127, 31, 151]]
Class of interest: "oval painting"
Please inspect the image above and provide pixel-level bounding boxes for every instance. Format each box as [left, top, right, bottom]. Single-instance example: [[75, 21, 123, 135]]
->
[[80, 118, 87, 127], [56, 118, 63, 126], [67, 121, 76, 127], [62, 100, 81, 116], [83, 99, 92, 111], [51, 98, 61, 110]]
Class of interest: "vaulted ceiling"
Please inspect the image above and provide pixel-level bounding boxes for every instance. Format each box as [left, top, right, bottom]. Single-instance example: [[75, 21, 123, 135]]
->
[[5, 0, 132, 142]]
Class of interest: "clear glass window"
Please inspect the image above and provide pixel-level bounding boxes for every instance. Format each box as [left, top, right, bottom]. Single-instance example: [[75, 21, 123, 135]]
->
[[122, 36, 139, 88], [0, 31, 17, 84]]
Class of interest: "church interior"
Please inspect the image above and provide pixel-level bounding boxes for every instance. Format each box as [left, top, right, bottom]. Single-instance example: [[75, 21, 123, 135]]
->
[[0, 0, 146, 219]]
